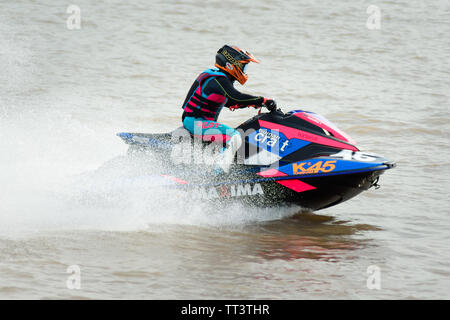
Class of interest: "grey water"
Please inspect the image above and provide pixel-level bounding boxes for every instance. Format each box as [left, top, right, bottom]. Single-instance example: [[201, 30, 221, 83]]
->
[[0, 0, 449, 299]]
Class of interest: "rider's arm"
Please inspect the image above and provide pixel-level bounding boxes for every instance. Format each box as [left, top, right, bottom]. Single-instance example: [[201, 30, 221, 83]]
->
[[214, 77, 264, 108]]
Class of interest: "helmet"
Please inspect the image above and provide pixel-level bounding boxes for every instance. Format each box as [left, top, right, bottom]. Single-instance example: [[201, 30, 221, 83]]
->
[[215, 45, 260, 85]]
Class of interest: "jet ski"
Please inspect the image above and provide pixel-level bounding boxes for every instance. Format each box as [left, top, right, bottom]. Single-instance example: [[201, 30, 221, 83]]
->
[[117, 108, 395, 210]]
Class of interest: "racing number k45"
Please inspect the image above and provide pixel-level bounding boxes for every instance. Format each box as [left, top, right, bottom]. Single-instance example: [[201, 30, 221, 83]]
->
[[293, 160, 336, 175]]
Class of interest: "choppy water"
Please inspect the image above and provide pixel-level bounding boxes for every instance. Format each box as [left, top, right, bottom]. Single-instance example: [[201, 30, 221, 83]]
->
[[0, 0, 449, 299]]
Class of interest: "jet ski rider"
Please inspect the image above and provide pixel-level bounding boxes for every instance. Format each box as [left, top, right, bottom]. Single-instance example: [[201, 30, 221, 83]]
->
[[181, 45, 277, 174]]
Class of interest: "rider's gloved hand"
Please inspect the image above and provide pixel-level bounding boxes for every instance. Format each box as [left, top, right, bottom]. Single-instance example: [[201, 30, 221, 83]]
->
[[263, 98, 277, 112]]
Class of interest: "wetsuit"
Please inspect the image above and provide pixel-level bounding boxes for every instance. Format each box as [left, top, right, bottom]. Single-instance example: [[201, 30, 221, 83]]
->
[[181, 68, 264, 172], [182, 68, 263, 142]]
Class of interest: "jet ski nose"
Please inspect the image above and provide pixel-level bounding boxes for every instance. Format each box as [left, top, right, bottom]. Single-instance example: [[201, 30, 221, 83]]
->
[[383, 160, 396, 168]]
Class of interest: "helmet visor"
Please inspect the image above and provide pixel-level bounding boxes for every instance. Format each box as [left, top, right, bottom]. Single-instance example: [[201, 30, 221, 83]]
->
[[242, 63, 249, 74]]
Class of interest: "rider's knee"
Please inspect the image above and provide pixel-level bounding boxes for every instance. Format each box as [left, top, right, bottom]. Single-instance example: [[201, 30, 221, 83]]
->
[[228, 132, 242, 149]]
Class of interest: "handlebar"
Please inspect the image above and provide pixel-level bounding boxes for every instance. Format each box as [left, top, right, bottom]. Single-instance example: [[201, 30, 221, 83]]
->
[[229, 104, 281, 114]]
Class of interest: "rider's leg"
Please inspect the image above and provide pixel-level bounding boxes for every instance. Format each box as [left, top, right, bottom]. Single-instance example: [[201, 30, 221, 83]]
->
[[216, 133, 242, 173], [183, 117, 242, 173]]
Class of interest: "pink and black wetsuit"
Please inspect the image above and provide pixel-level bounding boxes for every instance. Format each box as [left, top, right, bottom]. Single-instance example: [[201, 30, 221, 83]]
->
[[181, 68, 264, 143]]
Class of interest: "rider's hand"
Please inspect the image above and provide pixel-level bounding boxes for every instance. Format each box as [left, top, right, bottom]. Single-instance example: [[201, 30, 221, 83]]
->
[[263, 98, 277, 112]]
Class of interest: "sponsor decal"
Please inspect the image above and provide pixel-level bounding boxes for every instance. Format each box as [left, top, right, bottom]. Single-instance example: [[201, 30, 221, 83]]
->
[[195, 122, 222, 129], [293, 160, 337, 175], [252, 129, 291, 153], [221, 49, 244, 69], [192, 183, 264, 200], [330, 150, 379, 162], [226, 62, 234, 70], [247, 128, 312, 162], [277, 157, 383, 176], [280, 140, 290, 152], [254, 129, 280, 147]]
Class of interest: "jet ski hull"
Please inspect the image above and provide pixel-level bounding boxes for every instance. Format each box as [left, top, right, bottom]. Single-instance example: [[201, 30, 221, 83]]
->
[[116, 109, 395, 211]]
